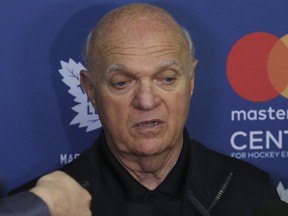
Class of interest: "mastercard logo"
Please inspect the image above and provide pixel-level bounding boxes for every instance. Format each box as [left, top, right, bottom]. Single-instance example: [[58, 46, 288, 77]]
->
[[226, 32, 288, 102]]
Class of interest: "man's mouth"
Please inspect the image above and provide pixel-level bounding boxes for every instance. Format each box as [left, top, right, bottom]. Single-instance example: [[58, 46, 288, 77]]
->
[[134, 119, 163, 127]]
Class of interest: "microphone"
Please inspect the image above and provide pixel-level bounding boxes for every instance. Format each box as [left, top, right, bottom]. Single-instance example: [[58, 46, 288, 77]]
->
[[252, 200, 288, 216], [185, 191, 211, 216]]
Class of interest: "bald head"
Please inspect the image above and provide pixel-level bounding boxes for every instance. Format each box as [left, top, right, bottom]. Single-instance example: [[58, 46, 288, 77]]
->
[[85, 3, 195, 76]]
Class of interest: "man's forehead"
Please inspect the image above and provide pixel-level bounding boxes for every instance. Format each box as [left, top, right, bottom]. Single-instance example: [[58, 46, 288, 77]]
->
[[100, 38, 185, 69], [95, 28, 187, 75], [95, 20, 186, 64], [100, 17, 179, 45]]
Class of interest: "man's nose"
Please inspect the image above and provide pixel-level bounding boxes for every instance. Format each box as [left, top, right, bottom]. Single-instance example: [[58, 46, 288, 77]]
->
[[132, 80, 161, 110]]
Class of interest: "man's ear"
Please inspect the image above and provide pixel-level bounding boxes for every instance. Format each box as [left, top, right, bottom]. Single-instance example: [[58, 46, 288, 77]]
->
[[189, 59, 198, 96], [80, 70, 97, 110]]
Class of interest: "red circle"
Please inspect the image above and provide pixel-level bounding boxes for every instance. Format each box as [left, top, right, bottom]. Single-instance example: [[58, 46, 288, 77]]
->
[[227, 32, 280, 102]]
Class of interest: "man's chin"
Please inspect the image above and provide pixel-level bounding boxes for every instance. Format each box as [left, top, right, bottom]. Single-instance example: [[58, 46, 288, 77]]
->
[[131, 140, 169, 157]]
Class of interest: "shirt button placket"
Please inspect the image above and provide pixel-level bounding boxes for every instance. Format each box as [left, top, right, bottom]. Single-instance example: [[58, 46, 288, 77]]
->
[[146, 193, 155, 203]]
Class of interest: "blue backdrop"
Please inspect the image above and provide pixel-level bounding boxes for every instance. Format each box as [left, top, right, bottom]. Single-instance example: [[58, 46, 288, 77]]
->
[[1, 0, 288, 201]]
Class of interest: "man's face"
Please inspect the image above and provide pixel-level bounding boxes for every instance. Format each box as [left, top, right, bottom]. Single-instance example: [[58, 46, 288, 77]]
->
[[82, 20, 197, 157]]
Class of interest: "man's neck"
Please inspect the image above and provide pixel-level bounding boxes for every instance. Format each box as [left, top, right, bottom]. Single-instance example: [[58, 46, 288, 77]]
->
[[110, 141, 183, 190]]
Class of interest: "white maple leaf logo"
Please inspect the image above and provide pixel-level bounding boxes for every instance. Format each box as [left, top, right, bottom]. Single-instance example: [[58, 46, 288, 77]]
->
[[277, 182, 288, 203], [58, 58, 102, 132]]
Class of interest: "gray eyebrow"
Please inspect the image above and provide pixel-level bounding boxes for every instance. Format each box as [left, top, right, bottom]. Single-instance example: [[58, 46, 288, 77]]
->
[[108, 64, 126, 73], [160, 60, 178, 69], [107, 60, 181, 74], [160, 60, 185, 74]]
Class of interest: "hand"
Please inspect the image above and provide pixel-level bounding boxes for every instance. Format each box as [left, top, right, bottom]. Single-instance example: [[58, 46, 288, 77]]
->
[[30, 171, 91, 216]]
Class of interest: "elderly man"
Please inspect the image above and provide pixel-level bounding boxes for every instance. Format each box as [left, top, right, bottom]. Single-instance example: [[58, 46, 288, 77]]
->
[[62, 3, 278, 216]]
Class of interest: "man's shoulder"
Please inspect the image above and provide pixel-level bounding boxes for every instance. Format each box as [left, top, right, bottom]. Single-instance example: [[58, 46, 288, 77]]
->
[[189, 139, 279, 208], [60, 142, 99, 179], [190, 139, 272, 184]]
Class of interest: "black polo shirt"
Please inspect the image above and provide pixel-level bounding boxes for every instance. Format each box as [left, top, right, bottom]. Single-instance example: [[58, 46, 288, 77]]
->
[[99, 136, 190, 216], [12, 130, 280, 215]]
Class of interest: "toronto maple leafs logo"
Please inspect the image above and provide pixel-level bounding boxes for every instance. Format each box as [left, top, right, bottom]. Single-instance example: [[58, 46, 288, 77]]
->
[[58, 58, 102, 132], [277, 182, 288, 203]]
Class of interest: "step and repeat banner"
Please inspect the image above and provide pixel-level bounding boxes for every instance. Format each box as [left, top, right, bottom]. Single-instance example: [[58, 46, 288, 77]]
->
[[1, 0, 288, 200]]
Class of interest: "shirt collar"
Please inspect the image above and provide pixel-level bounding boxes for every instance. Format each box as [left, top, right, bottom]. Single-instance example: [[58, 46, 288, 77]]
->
[[99, 129, 190, 204]]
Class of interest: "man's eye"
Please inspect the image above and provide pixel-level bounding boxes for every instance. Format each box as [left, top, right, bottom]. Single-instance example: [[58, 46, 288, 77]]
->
[[163, 77, 176, 84], [111, 80, 130, 88]]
